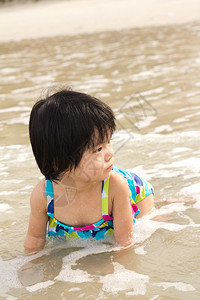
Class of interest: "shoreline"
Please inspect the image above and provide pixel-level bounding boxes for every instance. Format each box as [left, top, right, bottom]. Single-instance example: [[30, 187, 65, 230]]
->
[[0, 0, 200, 42]]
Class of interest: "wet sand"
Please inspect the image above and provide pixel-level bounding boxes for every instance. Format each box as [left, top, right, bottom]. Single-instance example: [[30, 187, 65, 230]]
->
[[0, 0, 200, 42]]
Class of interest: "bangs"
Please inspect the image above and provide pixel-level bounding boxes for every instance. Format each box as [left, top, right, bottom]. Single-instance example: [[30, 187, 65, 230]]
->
[[88, 126, 113, 150], [81, 98, 115, 150]]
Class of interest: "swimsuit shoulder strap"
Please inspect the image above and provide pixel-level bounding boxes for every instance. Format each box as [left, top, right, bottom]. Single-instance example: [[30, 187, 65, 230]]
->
[[101, 177, 113, 221], [45, 179, 54, 218]]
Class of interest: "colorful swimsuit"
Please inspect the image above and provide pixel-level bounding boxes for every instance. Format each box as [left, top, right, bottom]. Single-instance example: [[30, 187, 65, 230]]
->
[[46, 166, 154, 240]]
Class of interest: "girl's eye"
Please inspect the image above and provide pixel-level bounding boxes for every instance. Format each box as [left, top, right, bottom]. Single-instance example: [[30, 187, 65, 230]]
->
[[95, 147, 102, 153]]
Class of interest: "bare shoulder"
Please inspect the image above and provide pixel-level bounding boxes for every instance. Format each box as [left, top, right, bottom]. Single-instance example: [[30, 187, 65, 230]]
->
[[109, 170, 129, 199], [30, 178, 46, 211], [31, 178, 46, 199], [110, 170, 128, 185]]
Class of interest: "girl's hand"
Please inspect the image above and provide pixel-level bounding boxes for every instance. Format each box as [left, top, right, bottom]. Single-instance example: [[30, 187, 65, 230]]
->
[[24, 180, 48, 254]]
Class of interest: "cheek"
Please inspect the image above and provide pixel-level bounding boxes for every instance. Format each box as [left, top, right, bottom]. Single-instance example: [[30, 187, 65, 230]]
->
[[85, 156, 105, 175], [94, 154, 105, 167], [77, 152, 106, 176]]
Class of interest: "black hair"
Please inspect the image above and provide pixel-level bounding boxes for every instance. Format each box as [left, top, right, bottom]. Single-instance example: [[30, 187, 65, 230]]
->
[[29, 89, 116, 181]]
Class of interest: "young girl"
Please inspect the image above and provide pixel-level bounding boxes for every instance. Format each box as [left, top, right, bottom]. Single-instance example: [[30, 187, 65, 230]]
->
[[25, 89, 154, 253]]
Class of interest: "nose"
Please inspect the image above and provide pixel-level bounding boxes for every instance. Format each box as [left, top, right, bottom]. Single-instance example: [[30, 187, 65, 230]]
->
[[104, 144, 114, 162]]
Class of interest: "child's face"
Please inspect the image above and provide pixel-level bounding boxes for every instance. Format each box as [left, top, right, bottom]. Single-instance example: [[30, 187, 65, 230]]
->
[[74, 140, 114, 182]]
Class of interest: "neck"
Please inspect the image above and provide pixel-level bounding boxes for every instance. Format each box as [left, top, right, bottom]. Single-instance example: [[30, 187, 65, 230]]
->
[[57, 171, 99, 193]]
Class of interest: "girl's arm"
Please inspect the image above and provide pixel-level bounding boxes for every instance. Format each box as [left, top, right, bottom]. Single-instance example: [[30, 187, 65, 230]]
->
[[24, 181, 48, 253], [111, 174, 134, 247]]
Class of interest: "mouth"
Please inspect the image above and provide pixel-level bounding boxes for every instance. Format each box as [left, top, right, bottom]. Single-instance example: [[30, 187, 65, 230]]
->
[[106, 164, 113, 171]]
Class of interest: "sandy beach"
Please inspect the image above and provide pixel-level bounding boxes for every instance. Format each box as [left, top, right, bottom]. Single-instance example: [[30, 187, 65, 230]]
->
[[0, 0, 200, 42]]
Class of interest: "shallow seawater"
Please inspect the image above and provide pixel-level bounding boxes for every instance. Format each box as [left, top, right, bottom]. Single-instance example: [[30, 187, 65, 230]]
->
[[0, 22, 200, 299]]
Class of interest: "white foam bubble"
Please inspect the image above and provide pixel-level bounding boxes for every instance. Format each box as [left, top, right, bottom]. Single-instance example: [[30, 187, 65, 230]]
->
[[146, 130, 200, 139], [152, 125, 173, 133], [171, 147, 191, 153], [149, 296, 160, 300], [173, 117, 189, 123], [186, 91, 200, 97], [3, 114, 29, 125], [4, 296, 18, 300], [68, 287, 81, 292], [152, 202, 188, 215], [0, 203, 12, 212], [55, 242, 116, 283], [0, 249, 54, 297], [0, 257, 23, 296], [11, 87, 36, 94], [193, 199, 200, 209], [99, 262, 149, 295], [153, 281, 195, 292], [56, 265, 91, 283], [180, 183, 200, 199], [134, 245, 147, 255], [0, 68, 18, 75], [133, 204, 196, 246], [0, 106, 30, 113], [135, 116, 157, 130], [112, 130, 138, 140], [169, 157, 200, 173], [142, 87, 164, 96], [26, 280, 54, 292], [0, 145, 23, 150]]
